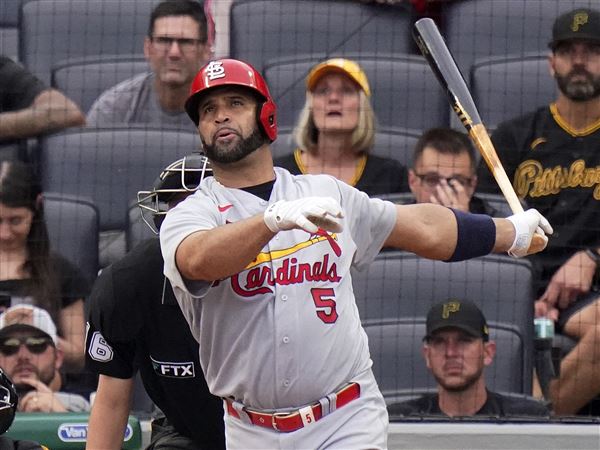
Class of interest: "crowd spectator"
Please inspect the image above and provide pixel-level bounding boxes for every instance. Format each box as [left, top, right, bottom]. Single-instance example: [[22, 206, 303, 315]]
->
[[0, 160, 89, 371], [87, 0, 211, 130], [0, 55, 85, 158], [85, 154, 224, 450], [476, 7, 600, 415], [409, 128, 498, 215], [389, 300, 549, 417], [0, 305, 89, 413], [275, 58, 407, 196]]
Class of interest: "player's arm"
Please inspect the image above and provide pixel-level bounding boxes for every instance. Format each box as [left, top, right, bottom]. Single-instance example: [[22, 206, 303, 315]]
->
[[176, 214, 275, 281], [85, 374, 133, 450], [384, 203, 551, 260], [0, 89, 85, 139]]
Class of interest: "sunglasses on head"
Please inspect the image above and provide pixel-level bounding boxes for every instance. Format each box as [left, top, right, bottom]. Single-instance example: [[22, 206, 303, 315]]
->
[[0, 336, 54, 356]]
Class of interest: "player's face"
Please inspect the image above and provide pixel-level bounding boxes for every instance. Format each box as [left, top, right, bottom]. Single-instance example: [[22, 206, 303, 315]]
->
[[0, 203, 33, 252], [550, 41, 600, 102], [144, 16, 210, 88], [311, 73, 361, 134], [408, 147, 476, 204], [198, 87, 267, 164], [423, 329, 494, 392], [0, 331, 58, 387]]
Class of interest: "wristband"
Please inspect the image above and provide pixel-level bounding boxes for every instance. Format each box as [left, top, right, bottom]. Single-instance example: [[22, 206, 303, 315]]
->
[[584, 248, 600, 267], [445, 209, 496, 262]]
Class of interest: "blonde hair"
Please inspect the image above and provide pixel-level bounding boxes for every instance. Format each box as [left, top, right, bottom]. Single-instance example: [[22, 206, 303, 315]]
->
[[294, 90, 376, 154]]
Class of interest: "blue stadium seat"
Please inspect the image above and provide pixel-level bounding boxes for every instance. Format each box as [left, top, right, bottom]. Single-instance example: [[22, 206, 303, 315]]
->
[[230, 0, 414, 72], [364, 318, 528, 402], [39, 127, 200, 265], [44, 193, 99, 285], [51, 55, 149, 114], [352, 251, 536, 394], [444, 0, 599, 71], [19, 0, 161, 83], [0, 0, 21, 59], [264, 54, 446, 130]]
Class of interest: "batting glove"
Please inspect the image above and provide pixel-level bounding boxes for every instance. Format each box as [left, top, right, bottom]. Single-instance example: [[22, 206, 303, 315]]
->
[[506, 209, 553, 257], [263, 197, 344, 234]]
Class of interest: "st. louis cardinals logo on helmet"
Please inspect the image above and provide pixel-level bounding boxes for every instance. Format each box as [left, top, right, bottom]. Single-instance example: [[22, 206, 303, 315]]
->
[[184, 59, 278, 142], [137, 153, 212, 234]]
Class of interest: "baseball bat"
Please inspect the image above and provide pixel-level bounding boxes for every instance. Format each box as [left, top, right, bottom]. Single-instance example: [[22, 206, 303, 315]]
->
[[412, 18, 545, 252]]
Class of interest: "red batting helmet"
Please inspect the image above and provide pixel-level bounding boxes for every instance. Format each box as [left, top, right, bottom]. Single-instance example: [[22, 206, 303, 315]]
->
[[185, 59, 277, 142]]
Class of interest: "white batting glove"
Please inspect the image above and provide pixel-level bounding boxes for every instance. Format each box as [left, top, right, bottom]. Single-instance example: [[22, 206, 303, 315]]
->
[[506, 209, 553, 257], [263, 197, 344, 234]]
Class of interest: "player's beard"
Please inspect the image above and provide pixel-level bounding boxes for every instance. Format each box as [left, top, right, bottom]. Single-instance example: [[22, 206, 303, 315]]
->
[[202, 128, 267, 164], [555, 68, 600, 102]]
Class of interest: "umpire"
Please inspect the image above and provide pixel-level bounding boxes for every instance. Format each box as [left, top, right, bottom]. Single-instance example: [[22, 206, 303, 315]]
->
[[85, 154, 224, 450]]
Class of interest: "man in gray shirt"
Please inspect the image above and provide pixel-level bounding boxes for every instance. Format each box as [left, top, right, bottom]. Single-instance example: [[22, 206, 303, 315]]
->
[[87, 0, 211, 130]]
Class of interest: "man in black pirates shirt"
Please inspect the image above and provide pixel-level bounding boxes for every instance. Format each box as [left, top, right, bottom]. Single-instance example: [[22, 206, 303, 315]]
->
[[85, 154, 224, 449], [477, 8, 600, 415], [389, 300, 549, 418]]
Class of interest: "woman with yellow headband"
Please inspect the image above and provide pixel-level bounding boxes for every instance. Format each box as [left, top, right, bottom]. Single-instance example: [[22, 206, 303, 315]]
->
[[274, 58, 407, 196]]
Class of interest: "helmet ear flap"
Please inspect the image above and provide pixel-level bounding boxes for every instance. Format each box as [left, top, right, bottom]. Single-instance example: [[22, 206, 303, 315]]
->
[[259, 99, 277, 142]]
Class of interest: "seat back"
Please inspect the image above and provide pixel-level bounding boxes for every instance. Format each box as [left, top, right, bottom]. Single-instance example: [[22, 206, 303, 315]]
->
[[471, 54, 556, 131], [44, 193, 99, 284], [352, 251, 535, 393], [52, 55, 150, 113], [230, 0, 413, 71], [0, 0, 21, 59], [444, 0, 599, 71], [364, 318, 526, 402], [39, 128, 200, 233], [264, 54, 446, 130], [19, 0, 160, 83], [126, 203, 156, 252]]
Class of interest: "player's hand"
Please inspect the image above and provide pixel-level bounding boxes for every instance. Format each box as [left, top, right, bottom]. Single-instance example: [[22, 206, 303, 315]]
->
[[506, 209, 553, 257], [263, 197, 344, 234], [537, 251, 597, 310], [430, 178, 470, 212]]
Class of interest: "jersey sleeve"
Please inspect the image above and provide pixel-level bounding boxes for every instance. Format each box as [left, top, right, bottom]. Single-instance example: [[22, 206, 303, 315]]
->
[[335, 180, 397, 270], [85, 265, 138, 379], [160, 193, 221, 297]]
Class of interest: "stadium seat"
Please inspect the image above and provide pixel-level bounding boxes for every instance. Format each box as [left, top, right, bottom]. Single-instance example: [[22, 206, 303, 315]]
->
[[52, 55, 149, 114], [126, 202, 155, 252], [39, 127, 201, 265], [471, 54, 556, 131], [264, 54, 446, 130], [443, 0, 598, 71], [230, 0, 414, 72], [364, 318, 527, 402], [19, 0, 161, 83], [0, 0, 20, 60], [352, 251, 536, 393], [270, 126, 296, 160], [44, 193, 99, 285]]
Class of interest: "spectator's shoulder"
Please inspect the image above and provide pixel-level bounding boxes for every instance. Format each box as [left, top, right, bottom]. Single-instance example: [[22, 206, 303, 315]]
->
[[387, 394, 437, 417], [492, 391, 550, 417]]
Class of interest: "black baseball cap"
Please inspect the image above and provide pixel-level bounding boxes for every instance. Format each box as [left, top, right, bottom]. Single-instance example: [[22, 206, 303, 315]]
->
[[425, 300, 489, 341], [549, 8, 600, 50]]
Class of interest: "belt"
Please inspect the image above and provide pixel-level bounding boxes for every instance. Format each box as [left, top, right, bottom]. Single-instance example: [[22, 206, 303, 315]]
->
[[224, 382, 360, 433]]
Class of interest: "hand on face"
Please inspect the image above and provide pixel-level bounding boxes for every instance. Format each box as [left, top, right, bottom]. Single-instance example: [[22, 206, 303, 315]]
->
[[429, 178, 471, 212], [18, 376, 66, 412]]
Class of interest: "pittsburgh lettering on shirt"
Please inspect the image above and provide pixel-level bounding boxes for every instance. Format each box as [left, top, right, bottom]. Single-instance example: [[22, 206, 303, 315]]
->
[[150, 356, 196, 378]]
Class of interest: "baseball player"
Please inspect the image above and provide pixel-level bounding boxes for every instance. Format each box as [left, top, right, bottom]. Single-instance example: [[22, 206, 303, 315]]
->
[[160, 58, 553, 449], [85, 155, 224, 450], [476, 8, 600, 414]]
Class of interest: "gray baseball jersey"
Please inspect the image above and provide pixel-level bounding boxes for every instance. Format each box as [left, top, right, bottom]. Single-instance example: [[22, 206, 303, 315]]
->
[[161, 168, 396, 410]]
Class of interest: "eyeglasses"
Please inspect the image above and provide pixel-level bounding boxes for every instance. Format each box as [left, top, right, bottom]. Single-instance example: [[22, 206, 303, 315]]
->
[[150, 35, 204, 52], [0, 336, 54, 356], [414, 173, 474, 189]]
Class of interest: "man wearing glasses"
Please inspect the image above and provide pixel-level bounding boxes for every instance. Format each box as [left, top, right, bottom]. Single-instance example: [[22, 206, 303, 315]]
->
[[87, 0, 211, 129], [0, 305, 89, 413], [408, 128, 497, 215]]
